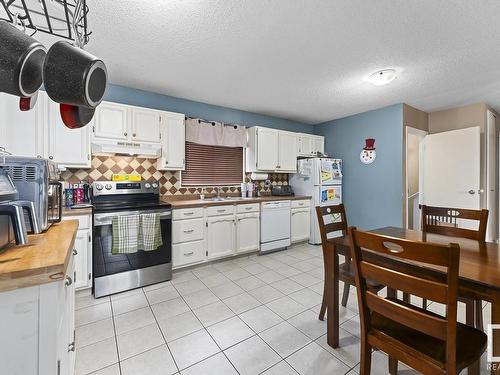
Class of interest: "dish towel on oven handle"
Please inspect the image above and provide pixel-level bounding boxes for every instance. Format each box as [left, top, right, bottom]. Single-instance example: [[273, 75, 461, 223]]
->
[[138, 213, 163, 251], [111, 215, 140, 254]]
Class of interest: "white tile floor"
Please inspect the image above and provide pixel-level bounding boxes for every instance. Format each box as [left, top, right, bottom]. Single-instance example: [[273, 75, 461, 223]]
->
[[74, 243, 491, 375]]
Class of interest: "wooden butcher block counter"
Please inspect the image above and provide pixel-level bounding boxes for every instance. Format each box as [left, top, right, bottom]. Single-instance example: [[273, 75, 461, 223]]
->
[[0, 220, 79, 292]]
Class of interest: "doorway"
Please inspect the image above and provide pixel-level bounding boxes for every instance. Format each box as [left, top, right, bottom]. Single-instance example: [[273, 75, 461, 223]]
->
[[405, 127, 427, 230]]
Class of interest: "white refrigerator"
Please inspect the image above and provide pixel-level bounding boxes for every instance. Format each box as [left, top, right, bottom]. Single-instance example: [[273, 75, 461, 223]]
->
[[289, 158, 343, 244]]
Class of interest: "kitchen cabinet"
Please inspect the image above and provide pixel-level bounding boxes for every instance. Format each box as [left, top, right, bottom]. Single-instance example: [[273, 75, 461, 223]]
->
[[298, 134, 324, 156], [172, 208, 205, 269], [0, 252, 75, 375], [0, 92, 46, 158], [93, 101, 129, 141], [236, 212, 260, 253], [314, 135, 325, 154], [47, 100, 91, 168], [93, 102, 161, 144], [207, 214, 235, 259], [291, 207, 310, 242], [158, 111, 185, 170], [246, 127, 298, 173], [64, 215, 92, 290]]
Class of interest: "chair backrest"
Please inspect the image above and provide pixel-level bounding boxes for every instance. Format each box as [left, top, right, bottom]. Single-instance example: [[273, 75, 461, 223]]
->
[[420, 205, 488, 241], [348, 227, 460, 373], [315, 204, 348, 247]]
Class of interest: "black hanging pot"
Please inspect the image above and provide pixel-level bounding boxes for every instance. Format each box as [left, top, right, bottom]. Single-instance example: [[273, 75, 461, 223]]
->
[[0, 20, 46, 110], [43, 41, 107, 128]]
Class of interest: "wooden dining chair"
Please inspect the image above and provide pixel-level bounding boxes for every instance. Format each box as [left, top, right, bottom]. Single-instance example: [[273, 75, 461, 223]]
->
[[419, 205, 489, 330], [348, 227, 487, 375], [316, 204, 383, 321]]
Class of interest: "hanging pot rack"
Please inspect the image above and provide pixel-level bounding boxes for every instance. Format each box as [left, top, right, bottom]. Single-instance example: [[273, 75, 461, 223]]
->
[[0, 0, 90, 47]]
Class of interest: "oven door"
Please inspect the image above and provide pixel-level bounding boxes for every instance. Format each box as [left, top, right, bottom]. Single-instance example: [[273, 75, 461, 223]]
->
[[92, 208, 172, 296]]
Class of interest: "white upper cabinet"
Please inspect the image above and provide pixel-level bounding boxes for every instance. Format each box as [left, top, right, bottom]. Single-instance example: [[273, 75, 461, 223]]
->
[[313, 135, 325, 154], [278, 132, 297, 172], [246, 127, 298, 173], [93, 102, 162, 144], [47, 99, 91, 168], [0, 92, 46, 158], [257, 128, 279, 171], [158, 111, 185, 170], [93, 102, 129, 141], [298, 134, 324, 156], [130, 107, 161, 143]]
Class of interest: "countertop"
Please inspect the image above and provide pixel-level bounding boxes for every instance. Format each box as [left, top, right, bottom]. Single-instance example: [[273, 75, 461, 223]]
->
[[0, 220, 79, 293], [162, 195, 312, 209]]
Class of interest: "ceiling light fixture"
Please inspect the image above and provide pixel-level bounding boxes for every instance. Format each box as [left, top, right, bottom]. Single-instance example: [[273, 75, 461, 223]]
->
[[367, 69, 397, 86]]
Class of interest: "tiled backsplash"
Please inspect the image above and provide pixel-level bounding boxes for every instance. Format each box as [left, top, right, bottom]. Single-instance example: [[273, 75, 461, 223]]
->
[[61, 156, 288, 196]]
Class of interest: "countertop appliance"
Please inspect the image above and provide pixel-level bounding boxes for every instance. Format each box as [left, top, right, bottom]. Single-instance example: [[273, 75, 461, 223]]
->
[[271, 185, 294, 196], [289, 158, 343, 244], [260, 200, 291, 253], [92, 180, 172, 298], [0, 156, 60, 232]]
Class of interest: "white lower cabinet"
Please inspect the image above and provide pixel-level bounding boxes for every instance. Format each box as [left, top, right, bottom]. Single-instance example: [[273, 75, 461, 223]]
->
[[64, 215, 92, 290], [0, 252, 75, 375], [236, 212, 260, 253], [172, 241, 205, 267], [291, 200, 311, 243], [207, 214, 236, 259]]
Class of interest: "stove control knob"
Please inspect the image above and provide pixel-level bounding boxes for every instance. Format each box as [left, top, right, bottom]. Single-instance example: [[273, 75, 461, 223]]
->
[[144, 183, 151, 189], [105, 184, 112, 190], [152, 183, 158, 189], [95, 184, 103, 191]]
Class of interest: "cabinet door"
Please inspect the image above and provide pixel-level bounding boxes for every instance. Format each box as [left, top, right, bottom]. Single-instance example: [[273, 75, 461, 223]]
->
[[47, 100, 91, 168], [130, 107, 161, 143], [314, 136, 324, 155], [159, 111, 185, 170], [291, 208, 310, 242], [0, 92, 46, 158], [236, 213, 260, 253], [93, 102, 128, 140], [207, 215, 235, 259], [278, 132, 298, 172], [73, 230, 90, 290], [257, 128, 279, 170], [299, 135, 313, 156]]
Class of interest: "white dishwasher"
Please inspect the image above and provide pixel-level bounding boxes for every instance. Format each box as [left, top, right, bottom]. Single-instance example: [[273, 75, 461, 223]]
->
[[260, 200, 291, 253]]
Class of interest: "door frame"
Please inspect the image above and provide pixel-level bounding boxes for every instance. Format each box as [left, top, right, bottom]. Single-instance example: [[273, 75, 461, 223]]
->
[[404, 126, 428, 229]]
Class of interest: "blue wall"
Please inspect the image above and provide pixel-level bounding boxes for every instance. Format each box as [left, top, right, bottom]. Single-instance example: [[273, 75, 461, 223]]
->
[[103, 84, 313, 134], [314, 104, 403, 229]]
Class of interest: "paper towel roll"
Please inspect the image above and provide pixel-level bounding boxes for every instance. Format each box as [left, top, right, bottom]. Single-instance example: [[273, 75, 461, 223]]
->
[[250, 173, 268, 181]]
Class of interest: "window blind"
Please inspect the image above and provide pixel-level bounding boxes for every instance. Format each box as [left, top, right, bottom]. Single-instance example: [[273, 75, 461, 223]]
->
[[181, 142, 244, 186]]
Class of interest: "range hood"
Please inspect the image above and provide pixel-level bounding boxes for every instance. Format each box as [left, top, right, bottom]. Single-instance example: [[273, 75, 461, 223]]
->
[[92, 139, 161, 157]]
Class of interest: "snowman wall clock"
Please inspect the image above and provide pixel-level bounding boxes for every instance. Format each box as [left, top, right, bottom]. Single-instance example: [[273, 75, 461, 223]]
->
[[360, 138, 376, 164]]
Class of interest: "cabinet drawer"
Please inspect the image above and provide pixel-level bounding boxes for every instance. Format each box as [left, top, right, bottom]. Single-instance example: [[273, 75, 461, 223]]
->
[[63, 214, 91, 229], [173, 207, 204, 220], [173, 241, 205, 267], [172, 218, 204, 244], [237, 203, 260, 213], [291, 200, 311, 209], [206, 205, 235, 217]]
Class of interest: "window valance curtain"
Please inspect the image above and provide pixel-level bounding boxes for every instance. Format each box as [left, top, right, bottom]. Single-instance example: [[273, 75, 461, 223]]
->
[[185, 118, 247, 148]]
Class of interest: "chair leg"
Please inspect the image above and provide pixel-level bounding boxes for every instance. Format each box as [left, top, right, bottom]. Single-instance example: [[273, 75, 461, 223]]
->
[[475, 300, 484, 331], [468, 359, 480, 375], [319, 289, 327, 321], [341, 283, 350, 307], [465, 298, 475, 327], [389, 356, 398, 375], [359, 341, 372, 375]]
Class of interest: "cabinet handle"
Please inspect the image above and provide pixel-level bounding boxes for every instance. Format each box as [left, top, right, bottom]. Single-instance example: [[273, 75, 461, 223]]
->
[[124, 132, 128, 136], [183, 229, 194, 233], [68, 342, 75, 352], [37, 155, 42, 158], [165, 160, 169, 164], [184, 212, 194, 216], [184, 251, 194, 256], [65, 276, 73, 287], [132, 133, 136, 137], [87, 154, 90, 160], [245, 207, 252, 210], [49, 156, 54, 160], [73, 249, 78, 255], [217, 209, 226, 213]]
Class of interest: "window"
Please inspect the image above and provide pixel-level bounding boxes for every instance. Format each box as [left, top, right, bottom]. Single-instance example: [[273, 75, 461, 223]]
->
[[181, 142, 244, 186]]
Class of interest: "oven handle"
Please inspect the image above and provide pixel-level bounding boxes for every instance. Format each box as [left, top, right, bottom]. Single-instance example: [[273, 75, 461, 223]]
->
[[93, 210, 172, 226]]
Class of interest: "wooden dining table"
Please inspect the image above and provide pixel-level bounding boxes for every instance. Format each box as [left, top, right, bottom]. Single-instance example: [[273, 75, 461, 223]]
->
[[326, 226, 500, 374]]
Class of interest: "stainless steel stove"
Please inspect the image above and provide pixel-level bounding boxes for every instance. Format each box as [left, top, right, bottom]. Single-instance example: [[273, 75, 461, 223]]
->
[[92, 181, 172, 298]]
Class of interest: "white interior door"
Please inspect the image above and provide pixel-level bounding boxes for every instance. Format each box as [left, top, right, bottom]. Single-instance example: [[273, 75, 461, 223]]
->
[[423, 126, 481, 211]]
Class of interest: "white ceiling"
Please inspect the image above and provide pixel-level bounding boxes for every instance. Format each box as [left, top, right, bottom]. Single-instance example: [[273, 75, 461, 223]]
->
[[38, 1, 500, 123]]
